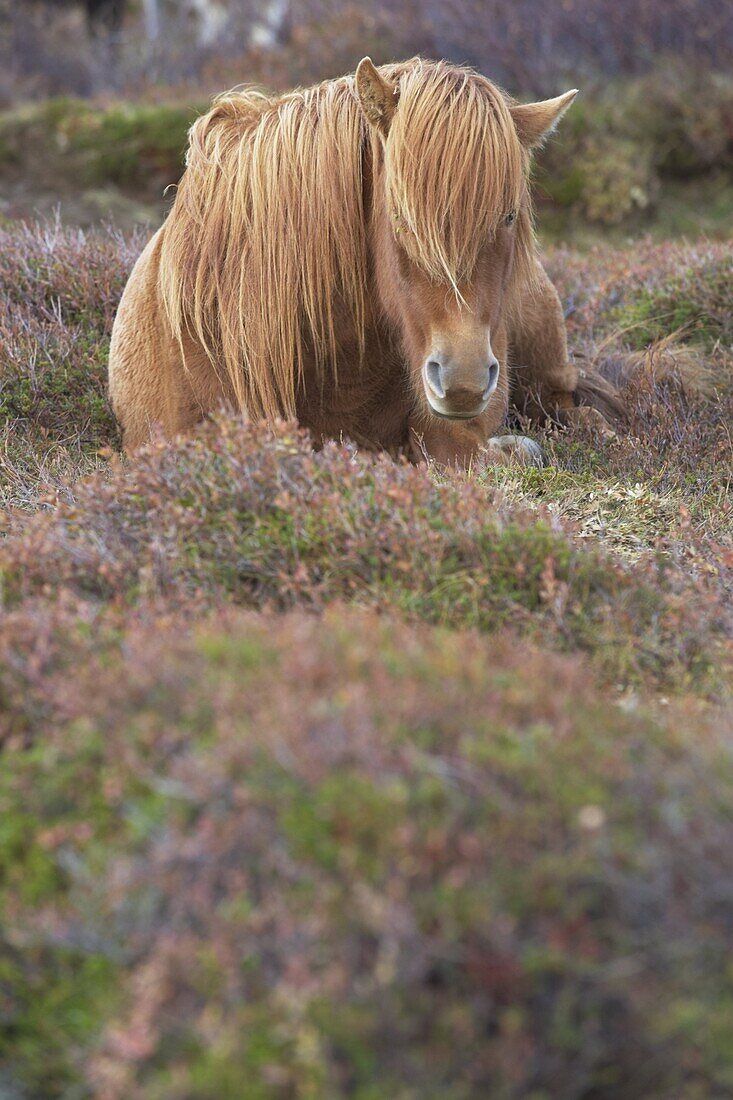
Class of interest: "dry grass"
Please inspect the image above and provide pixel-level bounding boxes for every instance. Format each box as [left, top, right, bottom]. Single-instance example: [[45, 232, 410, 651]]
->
[[0, 217, 130, 510]]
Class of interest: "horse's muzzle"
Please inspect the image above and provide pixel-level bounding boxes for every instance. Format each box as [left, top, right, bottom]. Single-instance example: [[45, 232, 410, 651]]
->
[[423, 355, 499, 419]]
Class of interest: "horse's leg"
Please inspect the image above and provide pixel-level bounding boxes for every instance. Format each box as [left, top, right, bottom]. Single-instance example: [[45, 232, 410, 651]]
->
[[410, 417, 545, 468], [508, 260, 578, 422]]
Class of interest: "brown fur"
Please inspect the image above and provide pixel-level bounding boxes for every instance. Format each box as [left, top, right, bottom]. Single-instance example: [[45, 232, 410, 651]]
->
[[109, 58, 582, 466]]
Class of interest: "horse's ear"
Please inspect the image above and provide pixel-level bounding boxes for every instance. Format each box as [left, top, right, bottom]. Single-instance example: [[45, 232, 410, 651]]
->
[[510, 89, 578, 148], [355, 57, 398, 136]]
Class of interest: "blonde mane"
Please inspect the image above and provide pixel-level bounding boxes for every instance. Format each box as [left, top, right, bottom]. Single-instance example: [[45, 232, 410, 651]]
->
[[159, 59, 537, 420]]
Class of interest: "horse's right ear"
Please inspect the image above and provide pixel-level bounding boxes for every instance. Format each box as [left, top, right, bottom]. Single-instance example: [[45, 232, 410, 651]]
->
[[355, 57, 398, 136]]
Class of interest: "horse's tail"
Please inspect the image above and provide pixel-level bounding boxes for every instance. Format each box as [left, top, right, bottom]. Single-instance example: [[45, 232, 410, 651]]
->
[[573, 337, 714, 423], [574, 366, 627, 422]]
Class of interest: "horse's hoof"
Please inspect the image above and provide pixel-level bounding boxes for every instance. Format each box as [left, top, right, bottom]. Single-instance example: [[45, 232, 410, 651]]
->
[[486, 434, 547, 468]]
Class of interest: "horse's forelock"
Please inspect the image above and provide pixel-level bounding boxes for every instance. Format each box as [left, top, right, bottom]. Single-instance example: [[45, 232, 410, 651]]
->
[[383, 60, 534, 293]]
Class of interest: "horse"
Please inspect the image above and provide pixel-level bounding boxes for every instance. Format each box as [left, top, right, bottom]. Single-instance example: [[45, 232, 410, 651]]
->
[[21, 0, 230, 45], [109, 57, 604, 467], [35, 0, 126, 36]]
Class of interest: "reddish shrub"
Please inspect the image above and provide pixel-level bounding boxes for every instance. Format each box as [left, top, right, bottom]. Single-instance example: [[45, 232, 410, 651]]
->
[[1, 416, 730, 699], [2, 606, 733, 1098]]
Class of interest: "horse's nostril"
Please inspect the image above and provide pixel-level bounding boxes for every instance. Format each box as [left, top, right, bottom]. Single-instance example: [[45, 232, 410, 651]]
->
[[483, 359, 499, 400], [425, 360, 445, 399]]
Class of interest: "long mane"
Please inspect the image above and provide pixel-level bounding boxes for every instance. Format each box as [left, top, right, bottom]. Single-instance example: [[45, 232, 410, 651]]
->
[[159, 59, 537, 419]]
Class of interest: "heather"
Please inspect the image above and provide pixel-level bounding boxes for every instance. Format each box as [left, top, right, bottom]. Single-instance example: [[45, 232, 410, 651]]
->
[[0, 221, 730, 695], [2, 607, 733, 1099], [0, 212, 731, 1094], [535, 240, 733, 547], [548, 239, 733, 349], [0, 220, 136, 510], [2, 220, 729, 542]]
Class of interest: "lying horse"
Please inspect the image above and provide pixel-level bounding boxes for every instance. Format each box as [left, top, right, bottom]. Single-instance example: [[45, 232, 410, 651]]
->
[[110, 57, 595, 466]]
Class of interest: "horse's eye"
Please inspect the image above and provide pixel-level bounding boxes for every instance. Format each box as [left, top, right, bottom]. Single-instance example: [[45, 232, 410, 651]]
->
[[504, 210, 517, 227]]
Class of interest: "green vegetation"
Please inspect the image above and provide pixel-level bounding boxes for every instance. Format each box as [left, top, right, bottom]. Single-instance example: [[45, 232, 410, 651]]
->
[[610, 256, 733, 350], [0, 98, 197, 194], [1, 2, 732, 1088], [3, 413, 728, 695], [0, 221, 129, 509], [533, 66, 733, 237]]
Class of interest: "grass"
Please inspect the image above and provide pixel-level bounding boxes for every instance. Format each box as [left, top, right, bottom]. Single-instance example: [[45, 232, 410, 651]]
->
[[0, 217, 731, 1098], [0, 219, 130, 510], [480, 463, 691, 555], [610, 256, 733, 349]]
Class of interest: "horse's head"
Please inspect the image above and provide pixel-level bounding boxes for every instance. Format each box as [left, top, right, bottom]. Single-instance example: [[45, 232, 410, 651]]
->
[[355, 58, 576, 421]]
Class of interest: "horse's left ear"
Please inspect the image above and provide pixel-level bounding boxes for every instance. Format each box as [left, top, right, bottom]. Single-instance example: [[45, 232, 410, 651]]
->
[[510, 89, 578, 148], [355, 57, 398, 137]]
